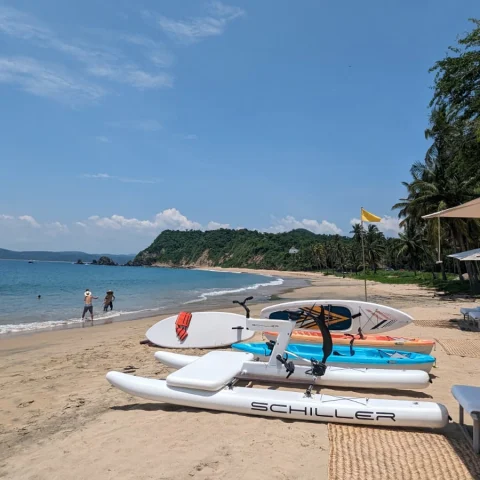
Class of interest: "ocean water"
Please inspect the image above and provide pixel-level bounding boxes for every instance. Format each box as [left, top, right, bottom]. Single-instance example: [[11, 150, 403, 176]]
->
[[0, 260, 306, 335]]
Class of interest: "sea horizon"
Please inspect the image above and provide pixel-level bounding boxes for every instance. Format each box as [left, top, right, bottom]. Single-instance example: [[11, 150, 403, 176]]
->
[[0, 259, 308, 337]]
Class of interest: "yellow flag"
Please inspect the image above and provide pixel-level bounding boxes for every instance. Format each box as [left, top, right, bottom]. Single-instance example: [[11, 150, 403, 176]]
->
[[361, 207, 381, 222]]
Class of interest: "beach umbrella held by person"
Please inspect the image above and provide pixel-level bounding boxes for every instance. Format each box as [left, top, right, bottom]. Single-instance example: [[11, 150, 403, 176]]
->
[[82, 289, 98, 323], [103, 290, 115, 312]]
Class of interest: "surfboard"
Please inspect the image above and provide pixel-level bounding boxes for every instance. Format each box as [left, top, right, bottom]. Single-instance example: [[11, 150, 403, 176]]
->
[[145, 312, 254, 349], [260, 300, 413, 334]]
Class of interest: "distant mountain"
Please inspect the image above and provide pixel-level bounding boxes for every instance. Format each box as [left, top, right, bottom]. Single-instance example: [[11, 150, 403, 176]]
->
[[0, 248, 135, 264]]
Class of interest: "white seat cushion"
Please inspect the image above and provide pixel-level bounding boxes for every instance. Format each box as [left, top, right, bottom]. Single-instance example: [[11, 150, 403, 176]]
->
[[460, 307, 480, 315], [452, 385, 480, 416], [166, 351, 253, 391]]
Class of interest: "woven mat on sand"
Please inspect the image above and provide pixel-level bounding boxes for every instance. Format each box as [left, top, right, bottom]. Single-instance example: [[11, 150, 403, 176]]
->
[[436, 339, 480, 358], [328, 424, 480, 480], [413, 319, 457, 329]]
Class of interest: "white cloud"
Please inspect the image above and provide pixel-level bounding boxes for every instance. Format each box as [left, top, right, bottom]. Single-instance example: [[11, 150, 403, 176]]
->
[[0, 214, 14, 220], [0, 56, 105, 105], [0, 5, 174, 103], [18, 215, 40, 228], [86, 208, 202, 232], [45, 221, 69, 236], [87, 64, 173, 89], [183, 134, 198, 140], [81, 173, 161, 184], [121, 34, 175, 68], [349, 216, 403, 237], [378, 215, 403, 236], [75, 222, 87, 228], [0, 5, 50, 41], [95, 136, 110, 143], [208, 1, 245, 19], [83, 173, 110, 179], [148, 1, 245, 45], [268, 215, 342, 235], [207, 221, 230, 230]]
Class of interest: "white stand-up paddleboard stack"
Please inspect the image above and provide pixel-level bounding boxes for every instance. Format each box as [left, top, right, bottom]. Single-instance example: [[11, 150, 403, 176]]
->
[[260, 300, 414, 334], [108, 298, 450, 429]]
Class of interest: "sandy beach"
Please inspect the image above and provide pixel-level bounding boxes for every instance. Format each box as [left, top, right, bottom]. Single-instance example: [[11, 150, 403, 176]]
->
[[1, 271, 480, 480]]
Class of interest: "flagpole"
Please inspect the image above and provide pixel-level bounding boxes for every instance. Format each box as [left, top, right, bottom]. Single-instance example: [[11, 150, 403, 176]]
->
[[361, 207, 367, 301]]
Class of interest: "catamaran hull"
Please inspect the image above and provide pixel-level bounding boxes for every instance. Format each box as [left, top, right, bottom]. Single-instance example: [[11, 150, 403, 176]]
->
[[106, 371, 448, 429], [154, 351, 431, 390]]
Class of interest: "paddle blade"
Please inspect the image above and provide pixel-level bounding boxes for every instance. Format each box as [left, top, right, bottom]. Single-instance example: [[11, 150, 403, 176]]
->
[[318, 306, 333, 363]]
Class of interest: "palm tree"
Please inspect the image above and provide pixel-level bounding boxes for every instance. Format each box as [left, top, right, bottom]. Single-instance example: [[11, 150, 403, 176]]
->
[[347, 244, 362, 274], [394, 221, 425, 275], [310, 243, 327, 271], [350, 223, 364, 244], [364, 225, 385, 274]]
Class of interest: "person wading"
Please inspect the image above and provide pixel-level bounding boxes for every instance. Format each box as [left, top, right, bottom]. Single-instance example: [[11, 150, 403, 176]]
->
[[82, 289, 98, 323], [103, 290, 115, 312]]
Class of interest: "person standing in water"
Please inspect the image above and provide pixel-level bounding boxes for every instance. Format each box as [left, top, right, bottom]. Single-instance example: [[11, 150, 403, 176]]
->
[[103, 290, 115, 312], [82, 289, 98, 323]]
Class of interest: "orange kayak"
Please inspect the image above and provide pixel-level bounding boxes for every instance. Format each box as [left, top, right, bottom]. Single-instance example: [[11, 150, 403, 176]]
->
[[264, 330, 435, 355]]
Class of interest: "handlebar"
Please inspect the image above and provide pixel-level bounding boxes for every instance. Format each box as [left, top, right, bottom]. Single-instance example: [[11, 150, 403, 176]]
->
[[232, 296, 253, 318]]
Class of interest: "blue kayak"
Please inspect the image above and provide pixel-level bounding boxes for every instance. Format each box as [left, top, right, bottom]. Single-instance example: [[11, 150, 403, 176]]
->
[[231, 342, 435, 372]]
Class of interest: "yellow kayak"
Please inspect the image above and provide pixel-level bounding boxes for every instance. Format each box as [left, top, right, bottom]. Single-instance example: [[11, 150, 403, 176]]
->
[[264, 330, 435, 354]]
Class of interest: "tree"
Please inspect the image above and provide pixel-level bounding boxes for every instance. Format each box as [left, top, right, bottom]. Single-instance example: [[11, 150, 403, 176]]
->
[[364, 225, 385, 274], [350, 223, 364, 244], [429, 19, 480, 139], [392, 18, 480, 289], [347, 243, 362, 274], [394, 221, 425, 275], [311, 243, 327, 270]]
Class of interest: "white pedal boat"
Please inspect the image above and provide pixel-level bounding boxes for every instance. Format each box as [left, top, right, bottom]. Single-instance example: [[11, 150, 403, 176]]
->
[[106, 351, 449, 429], [154, 350, 431, 390]]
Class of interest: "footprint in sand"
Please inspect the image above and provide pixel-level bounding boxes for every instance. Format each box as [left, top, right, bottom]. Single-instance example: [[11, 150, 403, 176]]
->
[[17, 400, 34, 408], [189, 461, 220, 477], [63, 396, 86, 409]]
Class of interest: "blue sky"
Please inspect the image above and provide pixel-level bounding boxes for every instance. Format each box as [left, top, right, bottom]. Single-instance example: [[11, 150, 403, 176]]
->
[[0, 0, 477, 253]]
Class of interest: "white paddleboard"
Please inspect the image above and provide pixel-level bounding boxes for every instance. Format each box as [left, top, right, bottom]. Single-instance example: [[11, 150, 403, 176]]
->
[[260, 300, 413, 334], [145, 312, 254, 349]]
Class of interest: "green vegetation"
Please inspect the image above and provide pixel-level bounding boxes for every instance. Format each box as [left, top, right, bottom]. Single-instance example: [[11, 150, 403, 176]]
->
[[134, 225, 457, 275], [135, 19, 480, 295], [391, 18, 480, 292], [134, 228, 342, 270]]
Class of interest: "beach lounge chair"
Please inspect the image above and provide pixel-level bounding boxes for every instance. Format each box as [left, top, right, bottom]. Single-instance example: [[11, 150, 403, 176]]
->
[[460, 306, 480, 320], [466, 311, 480, 330], [451, 385, 480, 453]]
